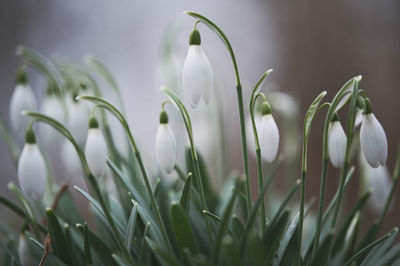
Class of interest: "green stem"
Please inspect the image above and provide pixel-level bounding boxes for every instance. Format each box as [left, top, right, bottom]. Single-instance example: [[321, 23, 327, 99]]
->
[[330, 78, 360, 230], [312, 77, 358, 258], [184, 11, 252, 218], [76, 96, 173, 254]]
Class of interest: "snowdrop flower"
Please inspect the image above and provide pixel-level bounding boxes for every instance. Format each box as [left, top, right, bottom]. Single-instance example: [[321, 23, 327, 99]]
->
[[85, 116, 107, 177], [18, 234, 31, 266], [259, 101, 279, 162], [9, 67, 36, 132], [246, 112, 262, 158], [67, 97, 90, 146], [18, 128, 46, 200], [360, 98, 388, 168], [182, 28, 213, 107], [40, 93, 65, 148], [155, 110, 177, 174], [360, 154, 392, 215], [61, 139, 82, 182], [328, 114, 347, 168]]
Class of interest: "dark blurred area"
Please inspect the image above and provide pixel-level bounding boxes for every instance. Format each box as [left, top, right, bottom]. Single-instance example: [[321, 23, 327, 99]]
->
[[1, 0, 399, 236]]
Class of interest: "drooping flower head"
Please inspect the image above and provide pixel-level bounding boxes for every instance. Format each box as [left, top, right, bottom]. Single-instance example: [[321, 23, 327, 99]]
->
[[259, 101, 279, 163], [18, 127, 46, 200], [182, 26, 213, 107], [9, 66, 37, 133], [328, 113, 347, 168], [155, 110, 177, 174], [360, 98, 388, 168], [85, 116, 107, 177], [67, 89, 90, 146]]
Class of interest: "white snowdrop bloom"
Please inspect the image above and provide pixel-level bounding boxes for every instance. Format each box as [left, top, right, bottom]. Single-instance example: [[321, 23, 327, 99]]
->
[[268, 92, 298, 119], [155, 111, 177, 174], [18, 234, 31, 266], [259, 101, 279, 163], [61, 139, 82, 181], [328, 115, 347, 168], [85, 116, 107, 177], [18, 129, 46, 200], [182, 29, 213, 107], [68, 99, 90, 146], [360, 99, 388, 168], [40, 95, 65, 148], [354, 109, 363, 128], [9, 77, 37, 132], [361, 159, 392, 215]]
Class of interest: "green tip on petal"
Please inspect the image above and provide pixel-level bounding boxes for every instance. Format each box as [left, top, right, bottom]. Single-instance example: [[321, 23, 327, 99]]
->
[[261, 101, 272, 116], [25, 127, 36, 144], [16, 65, 28, 85], [364, 98, 372, 114], [189, 29, 201, 45], [89, 116, 99, 129], [332, 113, 339, 122], [159, 110, 169, 124]]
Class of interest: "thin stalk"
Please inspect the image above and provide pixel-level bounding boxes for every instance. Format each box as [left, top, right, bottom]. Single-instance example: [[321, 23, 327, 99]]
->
[[330, 78, 360, 230], [76, 96, 173, 254], [312, 77, 357, 258], [184, 11, 252, 218]]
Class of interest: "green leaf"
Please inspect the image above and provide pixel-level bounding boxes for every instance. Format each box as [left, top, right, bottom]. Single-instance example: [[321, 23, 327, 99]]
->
[[0, 114, 20, 165], [240, 160, 281, 253], [360, 228, 398, 266], [170, 203, 199, 256], [310, 230, 334, 266], [125, 203, 138, 252], [304, 91, 327, 138], [46, 208, 72, 265], [146, 237, 180, 266], [180, 173, 192, 213], [84, 223, 92, 265], [213, 179, 240, 263], [76, 223, 117, 266], [270, 179, 300, 225], [344, 228, 396, 265]]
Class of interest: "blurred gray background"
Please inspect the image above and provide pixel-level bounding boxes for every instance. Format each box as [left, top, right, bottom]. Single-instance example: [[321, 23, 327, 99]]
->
[[1, 1, 399, 234]]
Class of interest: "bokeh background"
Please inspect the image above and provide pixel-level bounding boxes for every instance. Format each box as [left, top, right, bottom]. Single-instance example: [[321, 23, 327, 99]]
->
[[1, 0, 399, 238]]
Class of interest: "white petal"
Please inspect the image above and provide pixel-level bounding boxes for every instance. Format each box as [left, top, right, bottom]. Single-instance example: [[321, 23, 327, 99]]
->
[[9, 84, 37, 132], [68, 101, 90, 146], [360, 113, 388, 168], [85, 128, 107, 177], [39, 96, 66, 148], [354, 109, 363, 128], [61, 139, 82, 181], [362, 163, 391, 215], [328, 121, 347, 168], [182, 45, 213, 107], [259, 114, 280, 162], [18, 144, 46, 200], [155, 124, 177, 174], [18, 234, 31, 266]]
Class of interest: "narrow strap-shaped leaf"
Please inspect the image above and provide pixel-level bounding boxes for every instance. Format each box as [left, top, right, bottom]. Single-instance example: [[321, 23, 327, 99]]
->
[[360, 228, 398, 266], [344, 229, 396, 265], [263, 210, 290, 264], [146, 237, 180, 266], [170, 203, 199, 256], [304, 91, 328, 139], [0, 114, 20, 165], [84, 223, 92, 265], [270, 179, 300, 225], [76, 223, 117, 266], [310, 231, 334, 266], [46, 208, 72, 265], [213, 179, 240, 263], [240, 160, 282, 253], [0, 238, 20, 266], [203, 210, 223, 223], [273, 199, 315, 266], [125, 203, 138, 252], [180, 173, 192, 213]]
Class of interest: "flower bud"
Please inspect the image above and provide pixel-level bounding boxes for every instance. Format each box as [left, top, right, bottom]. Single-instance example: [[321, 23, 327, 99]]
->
[[39, 94, 65, 148], [18, 234, 31, 266], [259, 103, 279, 162], [9, 67, 37, 132], [328, 114, 347, 168], [85, 116, 107, 177], [155, 111, 177, 174], [360, 99, 388, 168], [182, 28, 213, 107], [18, 128, 46, 200]]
